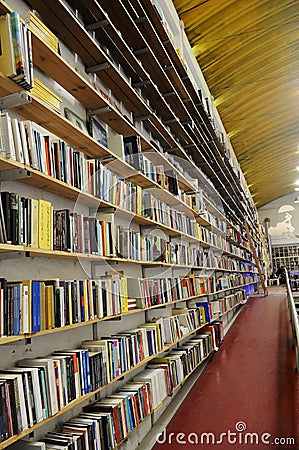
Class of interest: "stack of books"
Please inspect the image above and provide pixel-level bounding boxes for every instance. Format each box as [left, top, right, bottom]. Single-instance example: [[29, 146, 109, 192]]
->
[[30, 77, 62, 113], [22, 10, 59, 53]]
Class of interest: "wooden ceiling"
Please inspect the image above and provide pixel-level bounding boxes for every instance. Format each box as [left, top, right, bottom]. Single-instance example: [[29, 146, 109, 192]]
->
[[173, 0, 299, 207]]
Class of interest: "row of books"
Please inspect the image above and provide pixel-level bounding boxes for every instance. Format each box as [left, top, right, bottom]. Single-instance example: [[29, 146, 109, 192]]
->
[[227, 225, 248, 247], [0, 12, 33, 90], [0, 324, 163, 441], [163, 305, 212, 344], [0, 272, 255, 338], [149, 328, 217, 395], [219, 291, 245, 314], [128, 273, 255, 309], [128, 276, 206, 309], [116, 225, 214, 266], [0, 275, 129, 337], [226, 241, 253, 261], [216, 257, 256, 273], [201, 227, 226, 250], [0, 113, 225, 230], [207, 291, 246, 318], [0, 112, 181, 200], [8, 327, 219, 449], [0, 191, 227, 257]]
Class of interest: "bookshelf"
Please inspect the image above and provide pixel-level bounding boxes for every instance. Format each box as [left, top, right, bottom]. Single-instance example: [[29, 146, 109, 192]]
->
[[0, 0, 266, 448], [272, 244, 299, 272]]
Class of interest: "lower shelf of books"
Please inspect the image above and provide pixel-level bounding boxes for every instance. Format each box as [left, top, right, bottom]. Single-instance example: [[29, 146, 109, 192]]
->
[[0, 315, 222, 449]]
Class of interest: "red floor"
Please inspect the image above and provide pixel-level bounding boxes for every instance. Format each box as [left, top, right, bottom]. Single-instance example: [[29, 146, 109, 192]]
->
[[153, 292, 299, 449]]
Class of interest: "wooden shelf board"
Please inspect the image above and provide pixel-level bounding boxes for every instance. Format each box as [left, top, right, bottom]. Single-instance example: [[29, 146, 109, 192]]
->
[[0, 73, 23, 97]]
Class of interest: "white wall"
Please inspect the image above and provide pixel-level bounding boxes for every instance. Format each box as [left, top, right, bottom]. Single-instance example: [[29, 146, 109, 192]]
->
[[258, 192, 299, 245]]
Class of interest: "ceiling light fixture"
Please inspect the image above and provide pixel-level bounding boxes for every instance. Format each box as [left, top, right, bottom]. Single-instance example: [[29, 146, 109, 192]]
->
[[295, 180, 299, 186]]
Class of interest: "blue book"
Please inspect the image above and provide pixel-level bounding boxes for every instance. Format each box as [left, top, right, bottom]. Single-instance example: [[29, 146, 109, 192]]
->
[[79, 280, 85, 322], [31, 281, 41, 332], [79, 349, 88, 395], [13, 284, 21, 335], [84, 349, 91, 393], [196, 301, 211, 323]]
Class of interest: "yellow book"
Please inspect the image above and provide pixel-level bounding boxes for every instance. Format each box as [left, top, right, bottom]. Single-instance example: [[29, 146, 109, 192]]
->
[[137, 185, 142, 216], [45, 285, 54, 329], [121, 276, 128, 313], [83, 280, 89, 322], [199, 306, 207, 324], [31, 77, 62, 112], [30, 198, 39, 248], [38, 199, 53, 250], [0, 14, 16, 78], [22, 11, 59, 53]]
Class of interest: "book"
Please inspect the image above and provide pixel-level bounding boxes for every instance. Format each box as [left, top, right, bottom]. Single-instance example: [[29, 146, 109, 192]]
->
[[0, 14, 16, 78], [0, 113, 16, 159], [38, 199, 53, 250]]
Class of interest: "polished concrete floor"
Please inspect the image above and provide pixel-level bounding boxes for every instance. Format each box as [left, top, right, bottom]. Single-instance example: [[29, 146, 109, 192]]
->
[[152, 288, 299, 449]]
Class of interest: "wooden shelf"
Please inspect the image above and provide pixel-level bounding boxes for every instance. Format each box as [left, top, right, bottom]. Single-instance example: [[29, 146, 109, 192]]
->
[[0, 73, 23, 97]]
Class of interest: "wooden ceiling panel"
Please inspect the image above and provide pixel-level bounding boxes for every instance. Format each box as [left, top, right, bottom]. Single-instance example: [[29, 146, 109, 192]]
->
[[173, 0, 299, 206]]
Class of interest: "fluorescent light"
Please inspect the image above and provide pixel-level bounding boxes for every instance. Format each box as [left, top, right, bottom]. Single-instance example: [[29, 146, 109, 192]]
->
[[296, 166, 299, 171], [295, 179, 299, 185], [295, 188, 299, 191]]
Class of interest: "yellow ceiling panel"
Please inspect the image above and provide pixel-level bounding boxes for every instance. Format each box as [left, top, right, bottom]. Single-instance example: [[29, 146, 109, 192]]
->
[[173, 0, 299, 207]]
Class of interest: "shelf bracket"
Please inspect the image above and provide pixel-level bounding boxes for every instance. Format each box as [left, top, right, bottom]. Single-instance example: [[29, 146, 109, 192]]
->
[[134, 16, 147, 24], [0, 251, 26, 260], [0, 92, 31, 110], [132, 80, 151, 88], [89, 106, 112, 116], [163, 91, 175, 98], [163, 118, 177, 125], [86, 19, 109, 31], [164, 65, 173, 72], [135, 114, 152, 121], [133, 47, 149, 56], [0, 168, 31, 182], [86, 62, 110, 73]]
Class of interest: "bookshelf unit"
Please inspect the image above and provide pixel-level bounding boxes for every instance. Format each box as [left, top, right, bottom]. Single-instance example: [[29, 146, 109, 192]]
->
[[272, 244, 299, 272], [0, 0, 266, 448]]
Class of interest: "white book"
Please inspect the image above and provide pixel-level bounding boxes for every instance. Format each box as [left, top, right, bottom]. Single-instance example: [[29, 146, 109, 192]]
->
[[53, 351, 81, 399], [51, 356, 67, 405], [0, 112, 16, 159], [17, 358, 59, 417], [107, 133, 124, 159], [11, 117, 24, 163], [19, 120, 31, 165], [3, 368, 33, 427], [22, 120, 39, 169], [0, 372, 28, 432], [22, 283, 30, 334]]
